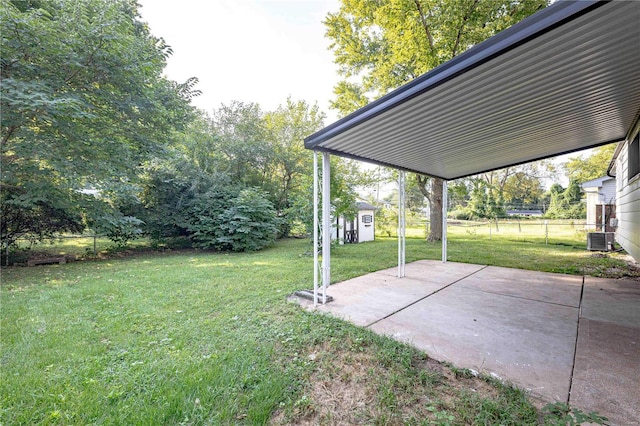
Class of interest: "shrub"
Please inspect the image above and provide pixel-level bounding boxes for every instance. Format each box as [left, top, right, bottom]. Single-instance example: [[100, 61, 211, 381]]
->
[[186, 189, 235, 249], [216, 188, 278, 252], [91, 214, 144, 248], [187, 187, 278, 252]]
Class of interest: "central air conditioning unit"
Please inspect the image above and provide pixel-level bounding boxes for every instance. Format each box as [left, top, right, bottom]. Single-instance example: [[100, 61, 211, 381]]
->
[[587, 232, 615, 251]]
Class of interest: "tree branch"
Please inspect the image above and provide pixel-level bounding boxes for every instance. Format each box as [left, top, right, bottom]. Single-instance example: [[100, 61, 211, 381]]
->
[[413, 0, 436, 54], [1, 125, 19, 147], [64, 38, 104, 85], [416, 174, 432, 202], [452, 0, 479, 57]]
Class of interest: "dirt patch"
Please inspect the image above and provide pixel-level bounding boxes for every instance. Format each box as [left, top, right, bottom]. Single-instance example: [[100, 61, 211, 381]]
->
[[584, 253, 640, 281], [271, 337, 526, 425]]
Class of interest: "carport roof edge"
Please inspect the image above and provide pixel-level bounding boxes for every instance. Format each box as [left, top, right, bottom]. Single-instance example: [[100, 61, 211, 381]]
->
[[304, 0, 640, 180]]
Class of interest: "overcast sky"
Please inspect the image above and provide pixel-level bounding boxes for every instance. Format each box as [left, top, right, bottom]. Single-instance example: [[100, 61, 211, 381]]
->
[[137, 0, 582, 185], [138, 0, 341, 123]]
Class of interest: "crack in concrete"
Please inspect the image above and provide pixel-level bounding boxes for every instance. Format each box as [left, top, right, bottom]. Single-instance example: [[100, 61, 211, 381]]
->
[[364, 265, 489, 328]]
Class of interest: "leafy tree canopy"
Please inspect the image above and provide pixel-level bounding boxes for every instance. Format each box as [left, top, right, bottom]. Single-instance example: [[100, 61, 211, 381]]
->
[[325, 0, 548, 240], [325, 0, 548, 113], [1, 0, 196, 248], [564, 144, 616, 184]]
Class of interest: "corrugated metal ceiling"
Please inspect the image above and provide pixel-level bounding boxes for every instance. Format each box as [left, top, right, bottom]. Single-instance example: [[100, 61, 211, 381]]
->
[[304, 0, 640, 180]]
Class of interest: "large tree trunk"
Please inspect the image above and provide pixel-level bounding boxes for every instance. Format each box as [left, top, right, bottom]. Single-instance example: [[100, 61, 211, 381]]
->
[[416, 175, 443, 241]]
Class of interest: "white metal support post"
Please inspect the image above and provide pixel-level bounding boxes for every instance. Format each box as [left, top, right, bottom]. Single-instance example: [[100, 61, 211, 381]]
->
[[313, 151, 319, 306], [398, 171, 406, 277], [321, 152, 331, 304], [442, 179, 448, 263]]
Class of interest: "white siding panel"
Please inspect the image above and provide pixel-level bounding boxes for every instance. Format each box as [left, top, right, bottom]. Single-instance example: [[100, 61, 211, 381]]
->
[[601, 180, 616, 204], [615, 141, 640, 262]]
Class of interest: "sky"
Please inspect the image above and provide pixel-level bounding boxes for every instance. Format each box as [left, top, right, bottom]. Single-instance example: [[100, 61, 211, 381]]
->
[[137, 0, 584, 187], [138, 0, 341, 123]]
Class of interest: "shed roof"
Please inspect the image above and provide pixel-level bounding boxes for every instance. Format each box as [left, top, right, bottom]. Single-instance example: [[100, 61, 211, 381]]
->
[[305, 0, 640, 181], [356, 201, 376, 211], [581, 176, 614, 189]]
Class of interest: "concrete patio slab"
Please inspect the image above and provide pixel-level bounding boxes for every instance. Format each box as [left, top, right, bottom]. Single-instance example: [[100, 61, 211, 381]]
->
[[369, 284, 579, 402], [374, 260, 486, 284], [581, 277, 640, 326], [570, 278, 640, 426], [292, 261, 640, 424], [314, 261, 484, 327], [458, 266, 583, 307]]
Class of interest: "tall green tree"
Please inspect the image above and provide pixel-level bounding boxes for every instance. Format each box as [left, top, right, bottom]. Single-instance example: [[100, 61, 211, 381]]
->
[[325, 0, 548, 240], [564, 144, 617, 184], [264, 98, 325, 225], [134, 99, 361, 242], [210, 101, 271, 187], [1, 0, 195, 248]]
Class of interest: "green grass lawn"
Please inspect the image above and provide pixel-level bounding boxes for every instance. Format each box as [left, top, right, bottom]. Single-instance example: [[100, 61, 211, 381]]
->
[[2, 235, 635, 424]]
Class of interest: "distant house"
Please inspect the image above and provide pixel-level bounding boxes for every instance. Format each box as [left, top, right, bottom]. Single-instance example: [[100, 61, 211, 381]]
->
[[505, 209, 543, 217], [608, 123, 640, 262], [581, 176, 616, 231], [334, 201, 376, 244]]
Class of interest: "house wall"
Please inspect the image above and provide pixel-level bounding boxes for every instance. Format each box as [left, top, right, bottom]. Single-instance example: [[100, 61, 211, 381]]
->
[[615, 128, 640, 262], [601, 179, 617, 203]]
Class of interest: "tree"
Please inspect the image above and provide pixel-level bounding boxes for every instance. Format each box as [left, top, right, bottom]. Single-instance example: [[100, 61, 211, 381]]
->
[[544, 181, 585, 219], [264, 98, 326, 235], [325, 0, 548, 240], [564, 144, 617, 184], [502, 171, 545, 210], [0, 0, 195, 249]]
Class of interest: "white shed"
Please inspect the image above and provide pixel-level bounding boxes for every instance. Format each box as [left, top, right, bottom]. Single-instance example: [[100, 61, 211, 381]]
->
[[581, 176, 616, 231], [335, 202, 376, 244]]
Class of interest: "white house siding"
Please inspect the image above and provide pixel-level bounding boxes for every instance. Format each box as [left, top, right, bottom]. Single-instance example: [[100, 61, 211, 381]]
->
[[615, 135, 640, 262], [602, 179, 616, 203]]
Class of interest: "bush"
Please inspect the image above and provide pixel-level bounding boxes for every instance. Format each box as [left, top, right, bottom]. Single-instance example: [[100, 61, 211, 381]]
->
[[91, 214, 144, 248], [448, 208, 474, 220], [187, 187, 278, 252], [186, 188, 235, 249], [216, 188, 278, 252]]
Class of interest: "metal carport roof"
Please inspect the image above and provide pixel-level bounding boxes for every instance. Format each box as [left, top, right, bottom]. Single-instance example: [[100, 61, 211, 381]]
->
[[304, 0, 640, 180]]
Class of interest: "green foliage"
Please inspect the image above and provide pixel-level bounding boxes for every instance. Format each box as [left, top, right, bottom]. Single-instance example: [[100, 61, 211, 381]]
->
[[325, 0, 548, 115], [1, 0, 195, 246], [458, 179, 506, 219], [502, 171, 546, 210], [264, 98, 326, 236], [545, 181, 585, 219], [542, 402, 608, 426], [0, 185, 84, 250], [564, 144, 617, 184], [134, 100, 363, 246], [90, 214, 144, 248], [217, 188, 279, 252], [325, 0, 549, 240], [375, 206, 397, 237], [184, 188, 236, 249]]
